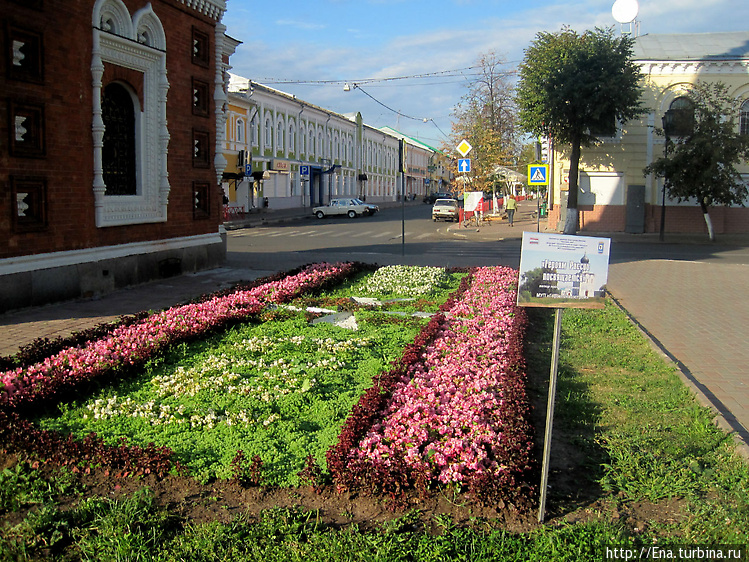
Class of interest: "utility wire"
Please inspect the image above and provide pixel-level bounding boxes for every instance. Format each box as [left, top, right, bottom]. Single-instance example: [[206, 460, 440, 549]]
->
[[352, 85, 450, 139], [258, 66, 487, 86]]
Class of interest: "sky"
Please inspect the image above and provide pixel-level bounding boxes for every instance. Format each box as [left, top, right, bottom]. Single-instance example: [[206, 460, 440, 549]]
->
[[222, 0, 749, 149]]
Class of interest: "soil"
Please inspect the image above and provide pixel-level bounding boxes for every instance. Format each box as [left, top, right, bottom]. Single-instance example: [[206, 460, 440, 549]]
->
[[0, 311, 689, 537]]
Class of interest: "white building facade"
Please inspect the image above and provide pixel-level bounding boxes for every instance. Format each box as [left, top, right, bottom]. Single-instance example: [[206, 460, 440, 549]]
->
[[221, 76, 450, 214]]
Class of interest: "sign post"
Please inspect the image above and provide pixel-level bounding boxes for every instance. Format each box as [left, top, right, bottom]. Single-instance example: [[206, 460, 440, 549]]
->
[[399, 139, 407, 256], [516, 232, 611, 523]]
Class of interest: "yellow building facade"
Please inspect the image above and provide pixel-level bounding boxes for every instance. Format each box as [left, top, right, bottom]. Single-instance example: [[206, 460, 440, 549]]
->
[[547, 31, 749, 234]]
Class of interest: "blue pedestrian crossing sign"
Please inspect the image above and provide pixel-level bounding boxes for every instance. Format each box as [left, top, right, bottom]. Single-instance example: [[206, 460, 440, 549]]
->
[[528, 164, 549, 185], [458, 158, 471, 173]]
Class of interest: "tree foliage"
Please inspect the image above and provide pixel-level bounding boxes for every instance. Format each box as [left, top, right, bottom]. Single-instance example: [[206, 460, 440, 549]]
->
[[515, 27, 644, 233], [448, 51, 519, 194], [644, 81, 749, 240]]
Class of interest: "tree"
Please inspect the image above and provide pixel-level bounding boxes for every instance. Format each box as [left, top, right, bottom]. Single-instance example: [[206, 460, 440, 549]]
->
[[448, 51, 519, 194], [515, 27, 644, 234], [644, 82, 749, 241]]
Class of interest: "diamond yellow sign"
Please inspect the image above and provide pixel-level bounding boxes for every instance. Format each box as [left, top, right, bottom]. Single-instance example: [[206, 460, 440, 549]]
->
[[456, 139, 472, 157]]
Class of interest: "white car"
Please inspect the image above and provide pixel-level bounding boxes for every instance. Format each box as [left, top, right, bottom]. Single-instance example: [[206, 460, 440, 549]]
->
[[432, 198, 460, 222], [313, 198, 378, 219]]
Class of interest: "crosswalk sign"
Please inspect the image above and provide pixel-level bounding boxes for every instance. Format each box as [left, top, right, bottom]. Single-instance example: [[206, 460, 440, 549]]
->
[[528, 164, 549, 185]]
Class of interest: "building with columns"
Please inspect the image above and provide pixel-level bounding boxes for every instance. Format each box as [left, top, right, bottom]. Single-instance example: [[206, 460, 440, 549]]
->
[[0, 0, 236, 312], [546, 31, 749, 234]]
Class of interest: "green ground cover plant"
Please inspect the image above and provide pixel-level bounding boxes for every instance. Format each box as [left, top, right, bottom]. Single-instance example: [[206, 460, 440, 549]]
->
[[557, 304, 749, 543]]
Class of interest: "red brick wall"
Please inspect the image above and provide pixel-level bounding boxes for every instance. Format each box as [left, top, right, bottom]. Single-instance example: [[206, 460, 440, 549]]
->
[[0, 0, 223, 260], [546, 203, 749, 234], [645, 204, 749, 235]]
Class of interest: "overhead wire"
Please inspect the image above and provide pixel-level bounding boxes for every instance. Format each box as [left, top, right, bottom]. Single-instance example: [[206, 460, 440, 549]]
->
[[248, 63, 518, 141]]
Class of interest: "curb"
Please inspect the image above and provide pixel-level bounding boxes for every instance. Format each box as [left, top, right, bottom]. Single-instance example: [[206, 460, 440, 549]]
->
[[607, 292, 749, 461]]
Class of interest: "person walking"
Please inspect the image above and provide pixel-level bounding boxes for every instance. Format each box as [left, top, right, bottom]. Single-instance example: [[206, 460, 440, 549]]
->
[[505, 193, 517, 226]]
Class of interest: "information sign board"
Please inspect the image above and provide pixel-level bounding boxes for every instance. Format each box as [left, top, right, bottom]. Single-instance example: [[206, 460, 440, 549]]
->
[[517, 232, 611, 309]]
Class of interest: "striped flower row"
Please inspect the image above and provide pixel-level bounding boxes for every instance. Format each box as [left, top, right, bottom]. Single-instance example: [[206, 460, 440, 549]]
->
[[0, 262, 357, 409], [340, 266, 533, 504]]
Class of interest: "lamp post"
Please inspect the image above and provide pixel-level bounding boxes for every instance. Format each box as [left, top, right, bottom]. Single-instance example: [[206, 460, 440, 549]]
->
[[660, 110, 674, 242]]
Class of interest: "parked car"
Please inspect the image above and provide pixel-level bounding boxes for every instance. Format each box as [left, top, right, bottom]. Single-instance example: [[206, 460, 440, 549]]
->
[[432, 198, 460, 222], [312, 198, 378, 219], [423, 192, 453, 204]]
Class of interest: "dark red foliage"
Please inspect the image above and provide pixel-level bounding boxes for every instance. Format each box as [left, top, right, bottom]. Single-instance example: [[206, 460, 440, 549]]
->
[[297, 454, 325, 494], [0, 409, 183, 478], [231, 450, 264, 487], [326, 271, 475, 499]]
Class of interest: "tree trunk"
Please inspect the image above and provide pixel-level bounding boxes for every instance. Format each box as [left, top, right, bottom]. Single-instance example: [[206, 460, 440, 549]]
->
[[563, 134, 582, 235], [699, 200, 715, 241]]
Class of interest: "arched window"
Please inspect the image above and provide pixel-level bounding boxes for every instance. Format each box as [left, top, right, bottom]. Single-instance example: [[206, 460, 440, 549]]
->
[[277, 118, 284, 150], [264, 117, 272, 147], [102, 82, 137, 195], [236, 118, 244, 143], [250, 114, 258, 146], [665, 96, 694, 137], [740, 99, 749, 136], [92, 0, 168, 226], [288, 122, 295, 153], [300, 125, 306, 154]]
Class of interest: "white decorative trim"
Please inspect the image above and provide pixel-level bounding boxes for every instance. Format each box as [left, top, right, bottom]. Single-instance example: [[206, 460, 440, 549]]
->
[[175, 0, 226, 21], [639, 60, 749, 76], [91, 0, 170, 228], [214, 23, 229, 185], [0, 232, 224, 276], [656, 83, 693, 115]]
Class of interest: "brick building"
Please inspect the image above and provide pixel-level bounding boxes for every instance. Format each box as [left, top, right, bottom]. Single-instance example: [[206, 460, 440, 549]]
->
[[0, 0, 234, 312]]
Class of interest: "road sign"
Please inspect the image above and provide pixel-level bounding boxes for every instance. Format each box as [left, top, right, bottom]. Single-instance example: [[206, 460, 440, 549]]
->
[[456, 139, 472, 157], [528, 164, 549, 185], [458, 158, 471, 173], [300, 165, 310, 177], [245, 164, 252, 176]]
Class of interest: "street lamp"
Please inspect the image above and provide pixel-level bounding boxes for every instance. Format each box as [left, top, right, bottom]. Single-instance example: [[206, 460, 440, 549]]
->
[[660, 109, 674, 242]]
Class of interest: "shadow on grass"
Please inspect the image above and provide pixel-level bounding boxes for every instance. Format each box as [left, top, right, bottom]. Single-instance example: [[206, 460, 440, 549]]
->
[[524, 308, 607, 519]]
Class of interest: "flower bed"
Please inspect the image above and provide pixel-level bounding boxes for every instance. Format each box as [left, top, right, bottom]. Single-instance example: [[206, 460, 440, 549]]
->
[[0, 263, 367, 478], [328, 266, 534, 506], [0, 264, 535, 506]]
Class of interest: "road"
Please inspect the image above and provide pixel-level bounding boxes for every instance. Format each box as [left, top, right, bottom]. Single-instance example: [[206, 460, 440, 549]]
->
[[227, 203, 749, 270], [226, 204, 524, 271]]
